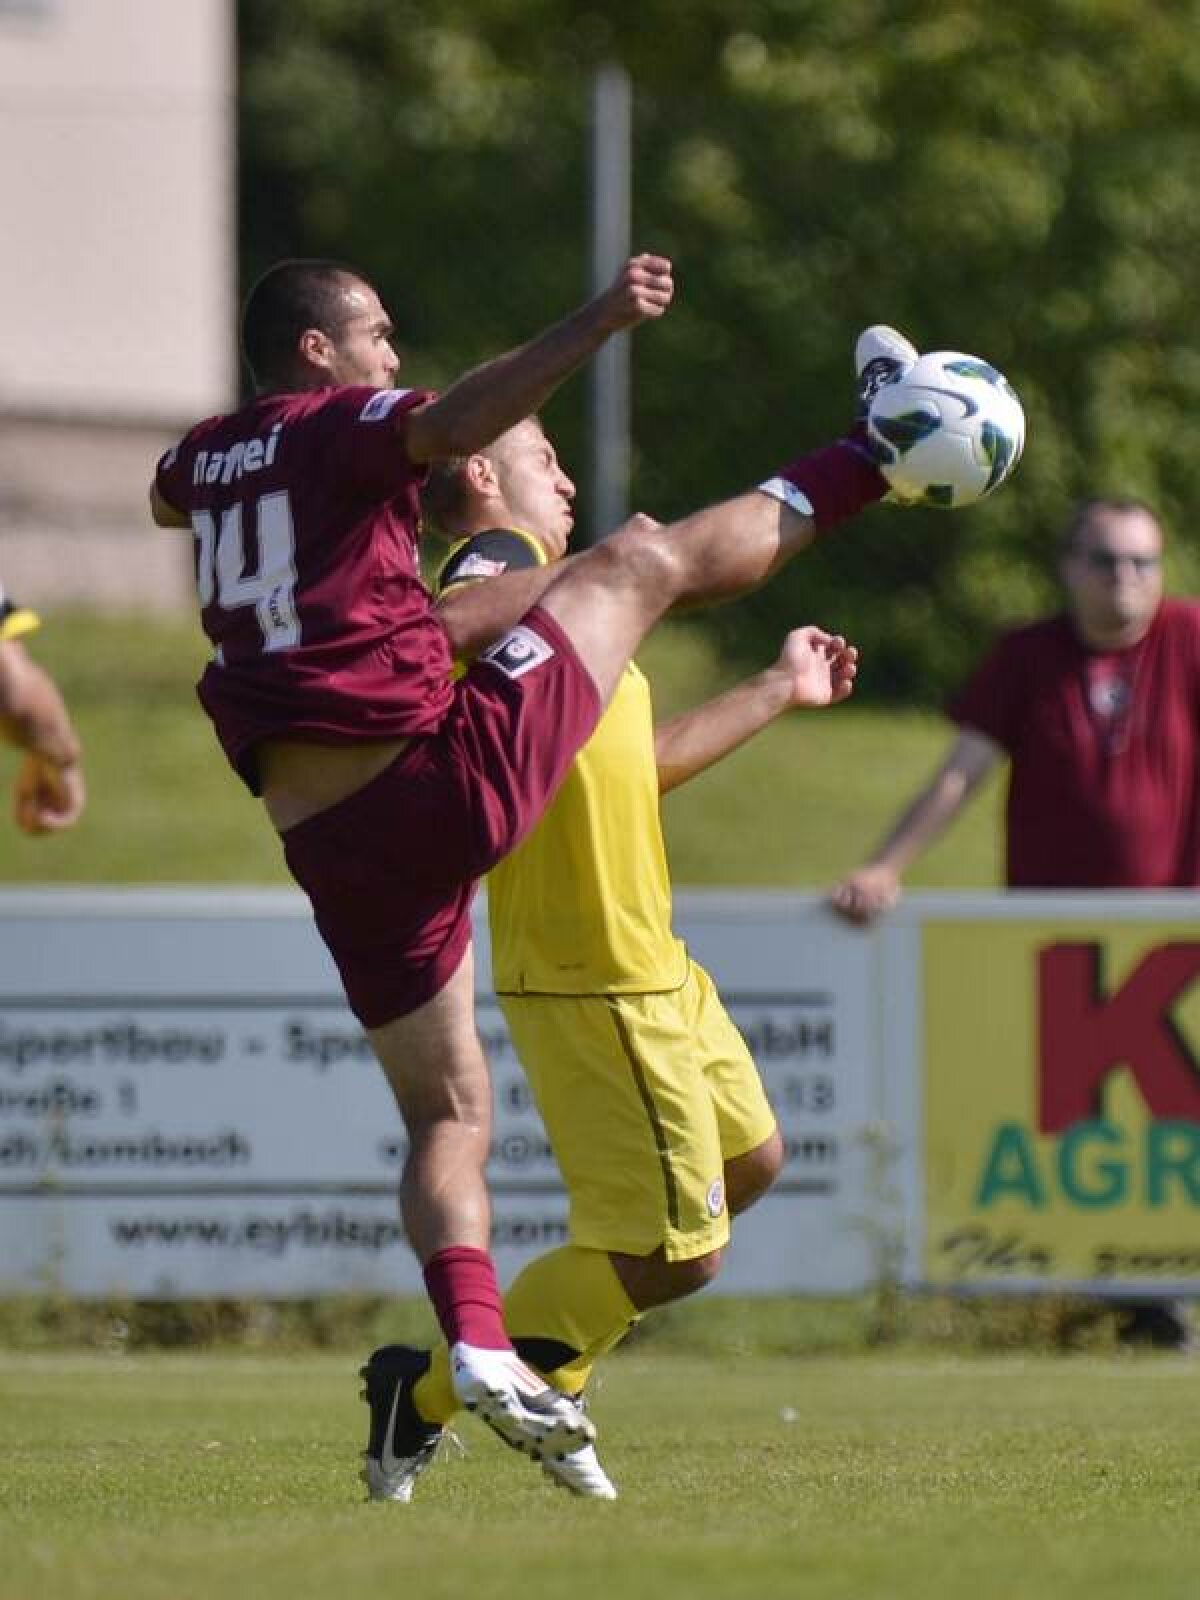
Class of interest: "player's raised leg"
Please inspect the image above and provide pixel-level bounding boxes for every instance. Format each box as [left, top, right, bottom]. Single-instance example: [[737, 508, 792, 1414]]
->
[[535, 326, 917, 707]]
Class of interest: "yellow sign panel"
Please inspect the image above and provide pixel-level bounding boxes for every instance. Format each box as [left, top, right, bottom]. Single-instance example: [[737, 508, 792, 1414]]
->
[[923, 919, 1200, 1288]]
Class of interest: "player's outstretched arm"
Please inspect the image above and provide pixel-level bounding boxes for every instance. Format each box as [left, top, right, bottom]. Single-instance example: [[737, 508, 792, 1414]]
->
[[0, 640, 85, 833], [436, 559, 576, 660], [655, 626, 858, 795], [405, 254, 673, 464], [827, 726, 1001, 925]]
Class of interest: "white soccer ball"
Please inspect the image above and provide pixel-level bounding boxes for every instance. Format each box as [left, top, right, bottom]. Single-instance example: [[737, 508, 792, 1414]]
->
[[866, 350, 1026, 509]]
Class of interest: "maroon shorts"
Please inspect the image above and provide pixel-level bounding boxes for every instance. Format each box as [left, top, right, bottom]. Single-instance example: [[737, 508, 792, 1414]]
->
[[281, 606, 602, 1028]]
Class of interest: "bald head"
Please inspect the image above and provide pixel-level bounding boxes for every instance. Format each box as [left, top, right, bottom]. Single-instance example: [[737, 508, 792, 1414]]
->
[[424, 420, 576, 559]]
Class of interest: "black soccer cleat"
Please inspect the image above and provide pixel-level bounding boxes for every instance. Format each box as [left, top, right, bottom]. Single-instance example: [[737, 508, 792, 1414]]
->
[[360, 1344, 443, 1502]]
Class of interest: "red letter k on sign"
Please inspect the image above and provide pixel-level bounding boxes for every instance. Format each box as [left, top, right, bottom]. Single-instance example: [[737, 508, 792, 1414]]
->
[[1038, 943, 1200, 1133]]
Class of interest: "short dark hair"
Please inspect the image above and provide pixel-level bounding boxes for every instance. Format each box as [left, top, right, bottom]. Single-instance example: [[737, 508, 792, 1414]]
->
[[420, 418, 546, 537], [1059, 496, 1161, 555], [240, 259, 367, 387], [421, 458, 471, 537]]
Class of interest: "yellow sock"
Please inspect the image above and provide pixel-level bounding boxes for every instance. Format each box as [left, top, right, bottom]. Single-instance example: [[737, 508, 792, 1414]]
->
[[505, 1245, 639, 1394], [411, 1245, 639, 1422], [412, 1344, 459, 1426]]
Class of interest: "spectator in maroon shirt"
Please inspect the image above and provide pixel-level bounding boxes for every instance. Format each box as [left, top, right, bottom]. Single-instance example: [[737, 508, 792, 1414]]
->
[[829, 496, 1200, 1347]]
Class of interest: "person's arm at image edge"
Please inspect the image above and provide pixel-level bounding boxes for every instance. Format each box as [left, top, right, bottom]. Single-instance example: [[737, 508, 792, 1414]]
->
[[0, 639, 85, 833]]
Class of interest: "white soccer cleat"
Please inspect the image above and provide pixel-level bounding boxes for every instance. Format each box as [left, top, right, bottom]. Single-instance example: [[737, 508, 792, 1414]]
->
[[854, 323, 918, 418], [451, 1342, 596, 1459], [756, 323, 920, 519], [541, 1440, 618, 1500]]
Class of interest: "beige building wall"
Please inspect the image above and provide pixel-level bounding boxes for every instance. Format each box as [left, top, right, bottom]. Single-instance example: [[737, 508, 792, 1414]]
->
[[0, 0, 235, 610]]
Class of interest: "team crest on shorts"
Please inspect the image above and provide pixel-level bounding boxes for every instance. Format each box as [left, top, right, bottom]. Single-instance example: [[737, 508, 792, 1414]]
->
[[706, 1177, 725, 1218], [480, 624, 555, 679]]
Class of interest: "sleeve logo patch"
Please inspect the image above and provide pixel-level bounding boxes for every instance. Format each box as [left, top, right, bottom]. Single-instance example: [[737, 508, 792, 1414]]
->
[[455, 553, 508, 580], [478, 624, 555, 680], [359, 388, 413, 422]]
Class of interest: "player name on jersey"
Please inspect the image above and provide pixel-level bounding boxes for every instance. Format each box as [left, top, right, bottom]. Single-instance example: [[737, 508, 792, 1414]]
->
[[192, 423, 284, 487]]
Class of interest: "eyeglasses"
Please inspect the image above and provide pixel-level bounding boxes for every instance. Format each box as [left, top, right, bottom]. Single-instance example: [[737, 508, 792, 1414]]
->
[[1077, 550, 1161, 575]]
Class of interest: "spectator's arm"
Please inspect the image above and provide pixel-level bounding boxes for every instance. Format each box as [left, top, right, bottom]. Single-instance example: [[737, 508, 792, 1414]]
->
[[827, 726, 1001, 925]]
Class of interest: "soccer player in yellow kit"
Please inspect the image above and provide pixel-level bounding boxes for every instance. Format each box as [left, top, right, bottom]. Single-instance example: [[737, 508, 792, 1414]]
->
[[357, 414, 862, 1499], [0, 579, 85, 834]]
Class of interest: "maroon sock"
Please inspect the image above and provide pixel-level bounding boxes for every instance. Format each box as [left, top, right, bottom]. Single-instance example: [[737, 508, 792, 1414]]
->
[[761, 432, 888, 534], [423, 1245, 511, 1349]]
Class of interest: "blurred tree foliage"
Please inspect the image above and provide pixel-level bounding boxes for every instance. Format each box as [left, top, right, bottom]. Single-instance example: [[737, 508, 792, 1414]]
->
[[240, 0, 1200, 700]]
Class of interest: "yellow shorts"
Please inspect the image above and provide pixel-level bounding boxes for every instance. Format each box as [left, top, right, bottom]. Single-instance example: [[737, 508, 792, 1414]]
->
[[498, 962, 777, 1262]]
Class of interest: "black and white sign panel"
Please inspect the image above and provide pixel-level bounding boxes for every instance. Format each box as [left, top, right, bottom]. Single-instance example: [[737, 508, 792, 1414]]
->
[[0, 889, 877, 1298]]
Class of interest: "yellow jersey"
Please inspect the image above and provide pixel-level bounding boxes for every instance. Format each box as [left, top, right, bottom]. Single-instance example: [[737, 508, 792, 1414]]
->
[[436, 528, 687, 995]]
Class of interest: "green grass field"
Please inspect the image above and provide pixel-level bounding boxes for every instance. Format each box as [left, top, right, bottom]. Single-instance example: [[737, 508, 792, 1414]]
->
[[2, 1346, 1198, 1600], [2, 617, 1195, 1598], [2, 612, 1004, 888]]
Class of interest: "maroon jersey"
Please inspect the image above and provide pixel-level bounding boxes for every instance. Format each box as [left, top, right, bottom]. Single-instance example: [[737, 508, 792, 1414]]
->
[[949, 599, 1200, 887], [155, 385, 453, 791]]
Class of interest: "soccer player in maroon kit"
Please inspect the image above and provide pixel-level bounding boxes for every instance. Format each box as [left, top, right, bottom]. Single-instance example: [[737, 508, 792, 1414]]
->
[[830, 496, 1200, 1347], [150, 261, 910, 1495]]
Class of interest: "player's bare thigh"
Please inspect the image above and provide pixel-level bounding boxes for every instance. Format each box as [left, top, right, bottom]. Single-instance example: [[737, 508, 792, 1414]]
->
[[725, 1126, 785, 1214], [259, 734, 411, 832], [533, 519, 674, 707], [536, 495, 810, 707]]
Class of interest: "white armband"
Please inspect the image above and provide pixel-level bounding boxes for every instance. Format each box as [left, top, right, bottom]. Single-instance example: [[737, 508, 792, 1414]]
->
[[757, 476, 814, 517]]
